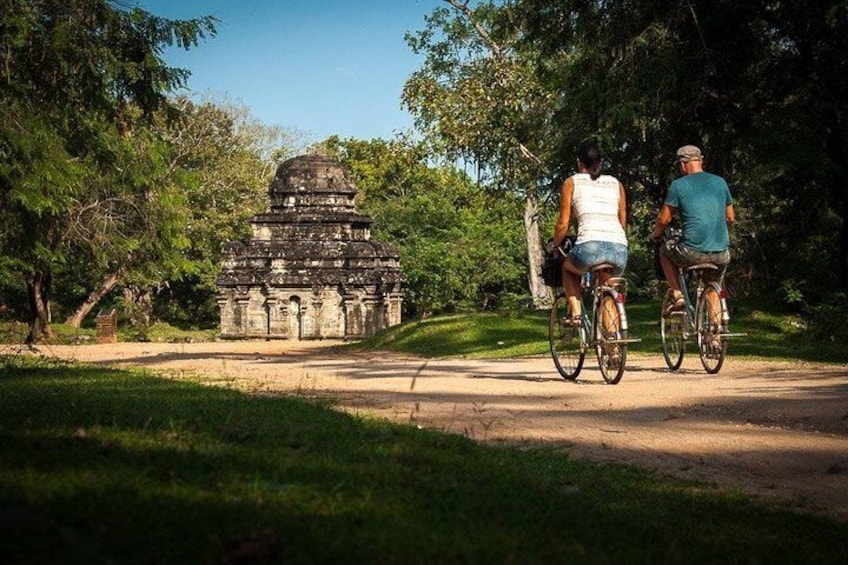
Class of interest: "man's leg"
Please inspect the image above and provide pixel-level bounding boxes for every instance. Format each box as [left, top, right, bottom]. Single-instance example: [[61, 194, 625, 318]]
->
[[659, 251, 682, 299], [707, 290, 722, 339], [707, 261, 728, 333]]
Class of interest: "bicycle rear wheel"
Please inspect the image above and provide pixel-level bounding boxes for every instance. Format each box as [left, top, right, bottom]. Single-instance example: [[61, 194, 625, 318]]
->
[[696, 284, 727, 374], [595, 291, 626, 384], [660, 290, 685, 370], [549, 295, 585, 380]]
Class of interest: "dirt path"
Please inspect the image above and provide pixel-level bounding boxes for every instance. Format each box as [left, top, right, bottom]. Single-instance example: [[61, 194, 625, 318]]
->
[[19, 340, 848, 521]]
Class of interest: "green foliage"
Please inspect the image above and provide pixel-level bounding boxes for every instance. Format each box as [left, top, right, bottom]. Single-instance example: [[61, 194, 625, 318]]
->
[[316, 136, 527, 317], [1, 362, 846, 563], [0, 0, 217, 339], [403, 1, 554, 192], [149, 97, 304, 327], [409, 0, 848, 311], [804, 292, 848, 344]]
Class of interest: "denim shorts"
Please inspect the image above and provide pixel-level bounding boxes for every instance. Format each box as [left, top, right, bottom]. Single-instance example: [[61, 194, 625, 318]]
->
[[567, 241, 628, 274]]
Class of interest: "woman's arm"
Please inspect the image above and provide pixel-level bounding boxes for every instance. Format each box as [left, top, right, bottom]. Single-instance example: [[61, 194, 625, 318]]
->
[[618, 182, 627, 229], [553, 177, 574, 247]]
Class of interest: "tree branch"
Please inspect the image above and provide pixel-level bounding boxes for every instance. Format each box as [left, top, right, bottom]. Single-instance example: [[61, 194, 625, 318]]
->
[[442, 0, 547, 172]]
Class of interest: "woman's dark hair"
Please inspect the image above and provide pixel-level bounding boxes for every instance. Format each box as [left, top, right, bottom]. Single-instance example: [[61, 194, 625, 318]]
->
[[577, 140, 602, 180]]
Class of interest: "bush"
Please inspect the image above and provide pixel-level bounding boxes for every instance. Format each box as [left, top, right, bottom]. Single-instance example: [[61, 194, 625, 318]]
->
[[804, 292, 848, 343]]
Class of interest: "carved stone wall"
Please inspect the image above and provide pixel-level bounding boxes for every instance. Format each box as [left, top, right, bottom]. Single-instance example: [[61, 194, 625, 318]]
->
[[216, 155, 403, 340]]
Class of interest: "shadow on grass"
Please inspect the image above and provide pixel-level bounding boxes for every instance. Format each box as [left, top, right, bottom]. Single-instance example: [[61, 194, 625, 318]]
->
[[1, 362, 847, 564]]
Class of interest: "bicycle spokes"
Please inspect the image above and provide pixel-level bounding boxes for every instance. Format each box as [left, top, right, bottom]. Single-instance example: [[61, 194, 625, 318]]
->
[[660, 291, 686, 370], [549, 295, 585, 380], [696, 285, 726, 374]]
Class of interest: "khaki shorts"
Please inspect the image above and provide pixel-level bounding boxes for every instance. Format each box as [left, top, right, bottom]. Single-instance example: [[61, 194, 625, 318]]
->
[[661, 240, 730, 268]]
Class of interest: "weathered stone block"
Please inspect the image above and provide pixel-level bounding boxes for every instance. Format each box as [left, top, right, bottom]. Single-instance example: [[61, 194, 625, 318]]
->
[[217, 155, 403, 340]]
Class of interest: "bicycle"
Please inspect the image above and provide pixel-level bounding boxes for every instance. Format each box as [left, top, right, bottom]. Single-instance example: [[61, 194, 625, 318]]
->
[[659, 259, 746, 374], [549, 263, 639, 384]]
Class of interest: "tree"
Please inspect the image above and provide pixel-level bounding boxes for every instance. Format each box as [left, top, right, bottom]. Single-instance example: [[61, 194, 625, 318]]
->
[[60, 120, 192, 328], [0, 0, 216, 341], [515, 0, 848, 296], [316, 136, 526, 316], [403, 0, 558, 306], [408, 0, 848, 303], [150, 97, 306, 327]]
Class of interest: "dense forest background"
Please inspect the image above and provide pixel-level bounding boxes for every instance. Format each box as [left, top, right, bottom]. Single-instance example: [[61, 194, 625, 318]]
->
[[1, 0, 846, 343]]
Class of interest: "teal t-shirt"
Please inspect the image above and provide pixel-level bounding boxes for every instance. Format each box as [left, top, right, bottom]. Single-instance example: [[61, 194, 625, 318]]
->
[[665, 172, 732, 252]]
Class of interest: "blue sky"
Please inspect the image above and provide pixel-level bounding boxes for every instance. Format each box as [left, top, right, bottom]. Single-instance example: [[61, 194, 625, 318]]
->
[[137, 0, 443, 142]]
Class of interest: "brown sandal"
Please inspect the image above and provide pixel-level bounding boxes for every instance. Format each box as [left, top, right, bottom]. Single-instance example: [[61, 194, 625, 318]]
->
[[561, 316, 582, 328], [663, 296, 685, 317]]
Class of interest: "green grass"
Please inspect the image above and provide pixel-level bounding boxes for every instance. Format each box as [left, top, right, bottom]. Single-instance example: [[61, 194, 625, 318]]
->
[[118, 321, 218, 343], [0, 321, 216, 345], [354, 298, 848, 363], [354, 311, 551, 358], [5, 297, 845, 363], [1, 359, 847, 564]]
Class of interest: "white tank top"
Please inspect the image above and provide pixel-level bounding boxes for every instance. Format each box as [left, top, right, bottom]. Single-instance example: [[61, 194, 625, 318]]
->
[[571, 173, 627, 246]]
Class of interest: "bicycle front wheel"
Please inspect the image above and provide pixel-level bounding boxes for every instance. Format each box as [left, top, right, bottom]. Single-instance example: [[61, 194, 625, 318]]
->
[[595, 291, 626, 385], [660, 290, 685, 371], [696, 283, 727, 374], [549, 295, 585, 380]]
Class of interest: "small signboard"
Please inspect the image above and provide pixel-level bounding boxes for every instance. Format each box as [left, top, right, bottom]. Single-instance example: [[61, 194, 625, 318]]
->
[[96, 309, 118, 344]]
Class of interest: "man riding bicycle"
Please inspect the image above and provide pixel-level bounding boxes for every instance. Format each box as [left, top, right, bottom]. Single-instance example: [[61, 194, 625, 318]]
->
[[650, 145, 735, 317]]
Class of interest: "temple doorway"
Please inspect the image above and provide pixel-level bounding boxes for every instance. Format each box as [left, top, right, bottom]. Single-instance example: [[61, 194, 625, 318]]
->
[[288, 297, 302, 340]]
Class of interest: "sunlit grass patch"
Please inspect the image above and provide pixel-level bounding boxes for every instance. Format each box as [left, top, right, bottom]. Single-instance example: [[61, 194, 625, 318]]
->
[[353, 299, 847, 364]]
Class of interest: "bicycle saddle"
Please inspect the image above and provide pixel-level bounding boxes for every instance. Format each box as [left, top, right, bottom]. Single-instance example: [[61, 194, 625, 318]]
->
[[685, 263, 719, 271]]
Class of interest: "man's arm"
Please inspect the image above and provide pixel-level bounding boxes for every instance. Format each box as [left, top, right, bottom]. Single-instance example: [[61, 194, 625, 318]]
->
[[650, 204, 674, 241], [726, 204, 735, 226]]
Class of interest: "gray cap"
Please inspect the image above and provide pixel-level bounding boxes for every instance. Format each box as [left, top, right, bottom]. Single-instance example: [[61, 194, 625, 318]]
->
[[676, 145, 703, 163]]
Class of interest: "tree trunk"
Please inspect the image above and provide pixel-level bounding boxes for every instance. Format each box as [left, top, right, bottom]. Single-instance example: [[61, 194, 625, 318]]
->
[[523, 191, 551, 307], [65, 272, 123, 328], [44, 273, 52, 323], [123, 285, 152, 328], [25, 272, 54, 343]]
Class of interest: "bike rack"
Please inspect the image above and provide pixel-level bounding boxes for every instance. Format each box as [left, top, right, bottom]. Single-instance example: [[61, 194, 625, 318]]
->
[[603, 338, 642, 344]]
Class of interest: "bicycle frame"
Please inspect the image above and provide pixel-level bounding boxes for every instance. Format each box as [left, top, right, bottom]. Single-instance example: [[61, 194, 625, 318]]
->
[[675, 268, 721, 339], [661, 263, 744, 374], [579, 274, 630, 341], [549, 267, 638, 384]]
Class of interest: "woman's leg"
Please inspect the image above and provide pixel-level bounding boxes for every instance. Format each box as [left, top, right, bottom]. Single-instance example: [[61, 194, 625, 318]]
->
[[561, 260, 583, 317]]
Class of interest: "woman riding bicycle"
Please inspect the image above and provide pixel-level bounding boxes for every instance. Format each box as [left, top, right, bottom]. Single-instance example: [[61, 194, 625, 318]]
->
[[552, 140, 629, 325]]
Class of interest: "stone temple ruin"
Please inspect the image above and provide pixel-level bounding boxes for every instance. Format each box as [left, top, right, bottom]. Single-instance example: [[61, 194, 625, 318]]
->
[[216, 155, 403, 340]]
